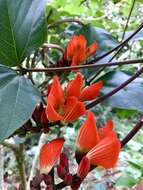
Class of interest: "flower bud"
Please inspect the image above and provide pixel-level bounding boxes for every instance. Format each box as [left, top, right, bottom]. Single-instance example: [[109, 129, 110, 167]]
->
[[64, 173, 72, 185], [43, 174, 52, 185], [46, 184, 53, 190], [60, 153, 69, 171], [32, 103, 44, 123], [77, 156, 90, 179], [71, 181, 81, 190], [57, 165, 66, 179], [40, 109, 49, 128], [30, 173, 44, 187]]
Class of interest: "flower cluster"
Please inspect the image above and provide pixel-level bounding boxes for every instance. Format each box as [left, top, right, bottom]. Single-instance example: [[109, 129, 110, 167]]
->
[[36, 35, 121, 190]]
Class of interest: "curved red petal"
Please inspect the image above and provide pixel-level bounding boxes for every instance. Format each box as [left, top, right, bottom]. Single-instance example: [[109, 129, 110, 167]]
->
[[87, 132, 121, 169], [77, 156, 90, 179], [46, 102, 63, 122], [63, 97, 86, 122], [48, 76, 65, 108], [66, 74, 83, 98], [80, 80, 103, 101], [39, 138, 65, 174], [86, 41, 98, 57], [66, 35, 79, 61], [98, 120, 114, 139], [76, 112, 100, 153]]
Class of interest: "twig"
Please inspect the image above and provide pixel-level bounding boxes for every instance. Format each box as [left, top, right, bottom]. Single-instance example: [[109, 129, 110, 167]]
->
[[121, 118, 143, 147], [47, 19, 84, 29], [86, 67, 143, 109], [15, 58, 143, 73], [2, 141, 19, 152], [122, 0, 136, 41], [43, 43, 64, 53]]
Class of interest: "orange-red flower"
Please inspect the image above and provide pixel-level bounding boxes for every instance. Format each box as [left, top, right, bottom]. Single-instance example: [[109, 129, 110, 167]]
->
[[65, 35, 97, 66], [76, 112, 121, 170], [46, 73, 103, 122], [39, 138, 65, 174]]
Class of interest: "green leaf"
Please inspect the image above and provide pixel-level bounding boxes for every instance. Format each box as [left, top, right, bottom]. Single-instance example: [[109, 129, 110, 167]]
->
[[100, 71, 143, 112], [0, 0, 47, 66], [77, 24, 119, 56], [0, 65, 41, 142], [116, 175, 138, 187]]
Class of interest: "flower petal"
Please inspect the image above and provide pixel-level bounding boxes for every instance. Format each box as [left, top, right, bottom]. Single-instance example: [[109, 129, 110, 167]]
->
[[86, 42, 98, 57], [66, 74, 83, 98], [98, 120, 114, 139], [87, 132, 121, 169], [39, 138, 65, 174], [63, 97, 86, 122], [46, 101, 63, 122], [65, 35, 87, 65], [77, 156, 90, 179], [48, 76, 65, 108], [76, 112, 100, 153], [80, 80, 103, 101], [65, 35, 78, 61]]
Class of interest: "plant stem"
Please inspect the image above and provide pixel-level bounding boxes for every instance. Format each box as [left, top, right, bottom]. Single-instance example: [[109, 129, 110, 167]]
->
[[121, 118, 143, 147], [122, 0, 136, 41], [15, 144, 27, 190], [15, 58, 143, 73], [86, 67, 143, 109]]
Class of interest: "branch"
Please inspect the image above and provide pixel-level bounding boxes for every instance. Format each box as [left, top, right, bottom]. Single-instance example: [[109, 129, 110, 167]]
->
[[15, 144, 27, 190], [47, 19, 84, 29], [121, 118, 143, 147], [86, 67, 143, 109], [15, 58, 143, 73]]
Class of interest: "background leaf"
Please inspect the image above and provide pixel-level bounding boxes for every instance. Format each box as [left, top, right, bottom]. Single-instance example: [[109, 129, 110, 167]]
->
[[116, 174, 138, 187], [0, 65, 41, 142], [100, 71, 143, 112], [0, 0, 47, 66]]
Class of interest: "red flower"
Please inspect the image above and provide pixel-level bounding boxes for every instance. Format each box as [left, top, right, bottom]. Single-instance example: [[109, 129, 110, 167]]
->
[[39, 138, 65, 174], [65, 35, 97, 66], [46, 74, 103, 122], [76, 112, 121, 169]]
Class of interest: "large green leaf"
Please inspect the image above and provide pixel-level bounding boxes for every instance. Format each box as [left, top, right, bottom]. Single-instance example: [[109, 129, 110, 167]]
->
[[100, 71, 143, 112], [0, 65, 41, 142], [0, 0, 47, 66], [77, 24, 119, 56]]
